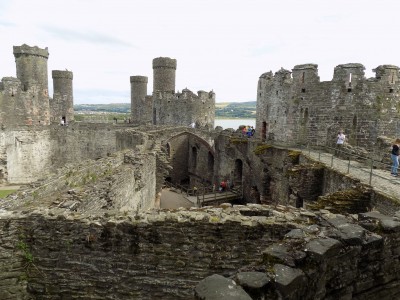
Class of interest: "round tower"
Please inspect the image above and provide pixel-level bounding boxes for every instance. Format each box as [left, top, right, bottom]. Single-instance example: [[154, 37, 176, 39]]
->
[[130, 76, 148, 124], [13, 44, 49, 91], [152, 57, 177, 93], [52, 70, 74, 124]]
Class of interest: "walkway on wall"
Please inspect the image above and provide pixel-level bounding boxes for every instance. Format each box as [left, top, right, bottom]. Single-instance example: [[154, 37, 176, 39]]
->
[[297, 146, 400, 201], [162, 181, 243, 207], [195, 188, 243, 207]]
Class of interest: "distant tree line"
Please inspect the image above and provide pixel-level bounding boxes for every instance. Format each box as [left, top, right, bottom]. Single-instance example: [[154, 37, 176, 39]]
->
[[74, 101, 257, 119]]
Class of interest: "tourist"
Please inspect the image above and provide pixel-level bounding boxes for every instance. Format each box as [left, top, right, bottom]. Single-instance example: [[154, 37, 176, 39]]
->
[[242, 126, 247, 136], [220, 180, 227, 192], [251, 126, 255, 136], [335, 130, 346, 155], [391, 139, 400, 177], [247, 126, 252, 137]]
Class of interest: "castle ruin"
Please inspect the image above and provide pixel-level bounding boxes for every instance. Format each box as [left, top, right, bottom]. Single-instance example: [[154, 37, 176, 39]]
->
[[1, 44, 400, 299], [130, 57, 215, 128], [256, 63, 400, 148]]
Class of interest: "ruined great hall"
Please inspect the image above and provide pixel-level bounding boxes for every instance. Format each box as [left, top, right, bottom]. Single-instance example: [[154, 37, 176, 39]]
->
[[1, 44, 400, 299]]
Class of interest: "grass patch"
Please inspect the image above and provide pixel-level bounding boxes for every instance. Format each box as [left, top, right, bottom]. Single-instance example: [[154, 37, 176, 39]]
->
[[0, 190, 17, 198]]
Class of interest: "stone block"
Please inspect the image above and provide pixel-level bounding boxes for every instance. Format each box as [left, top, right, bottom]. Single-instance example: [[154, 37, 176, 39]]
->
[[194, 274, 252, 300]]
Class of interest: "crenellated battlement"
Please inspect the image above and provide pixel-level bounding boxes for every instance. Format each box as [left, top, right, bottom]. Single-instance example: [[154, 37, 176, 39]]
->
[[131, 57, 215, 128], [256, 62, 400, 147], [1, 44, 73, 127], [52, 70, 73, 80], [13, 44, 49, 59], [1, 77, 22, 92], [152, 57, 177, 70], [130, 75, 148, 83]]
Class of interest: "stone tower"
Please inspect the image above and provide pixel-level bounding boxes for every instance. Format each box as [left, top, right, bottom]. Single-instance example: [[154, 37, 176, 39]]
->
[[130, 75, 151, 124], [13, 44, 50, 125], [51, 70, 74, 124], [152, 57, 177, 93]]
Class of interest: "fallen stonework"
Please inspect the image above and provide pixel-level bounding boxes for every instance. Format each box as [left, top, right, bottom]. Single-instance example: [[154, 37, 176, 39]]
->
[[194, 207, 400, 300], [1, 204, 400, 299], [0, 149, 157, 213]]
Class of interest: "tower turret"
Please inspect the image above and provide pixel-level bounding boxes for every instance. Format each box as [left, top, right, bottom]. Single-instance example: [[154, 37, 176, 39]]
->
[[51, 70, 74, 124], [13, 44, 49, 91], [130, 75, 150, 124], [13, 44, 50, 125], [152, 57, 177, 93]]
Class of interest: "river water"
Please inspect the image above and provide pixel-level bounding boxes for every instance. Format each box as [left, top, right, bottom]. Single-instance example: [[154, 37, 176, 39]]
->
[[214, 118, 256, 130]]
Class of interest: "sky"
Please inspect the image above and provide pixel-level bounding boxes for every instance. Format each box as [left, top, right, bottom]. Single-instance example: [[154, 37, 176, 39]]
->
[[1, 0, 399, 104]]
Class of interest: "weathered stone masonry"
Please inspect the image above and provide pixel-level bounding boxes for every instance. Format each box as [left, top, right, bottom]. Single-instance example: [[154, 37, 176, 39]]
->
[[2, 206, 400, 299], [256, 64, 400, 148]]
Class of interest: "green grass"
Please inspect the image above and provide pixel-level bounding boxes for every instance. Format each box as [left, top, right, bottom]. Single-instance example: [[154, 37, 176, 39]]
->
[[0, 190, 17, 198]]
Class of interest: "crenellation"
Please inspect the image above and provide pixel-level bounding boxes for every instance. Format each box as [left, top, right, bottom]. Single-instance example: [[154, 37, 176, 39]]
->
[[373, 64, 400, 85], [2, 43, 400, 299], [291, 63, 319, 86], [257, 63, 400, 147]]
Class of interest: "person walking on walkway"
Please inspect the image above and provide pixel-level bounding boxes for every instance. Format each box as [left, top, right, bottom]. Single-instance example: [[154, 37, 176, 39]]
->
[[391, 139, 400, 177], [335, 130, 346, 156]]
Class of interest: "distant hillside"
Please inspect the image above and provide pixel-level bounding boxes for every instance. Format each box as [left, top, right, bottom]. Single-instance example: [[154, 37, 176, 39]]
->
[[74, 103, 131, 113], [74, 101, 257, 118], [215, 101, 256, 118]]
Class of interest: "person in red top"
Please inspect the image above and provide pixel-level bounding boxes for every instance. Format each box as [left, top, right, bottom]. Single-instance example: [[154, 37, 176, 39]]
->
[[220, 180, 227, 192]]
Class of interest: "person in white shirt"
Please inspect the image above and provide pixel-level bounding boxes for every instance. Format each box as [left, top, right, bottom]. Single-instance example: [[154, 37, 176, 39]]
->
[[337, 131, 346, 145], [335, 130, 346, 156]]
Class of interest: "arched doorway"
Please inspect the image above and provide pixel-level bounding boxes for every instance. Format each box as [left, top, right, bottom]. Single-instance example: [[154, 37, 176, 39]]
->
[[261, 122, 268, 141], [234, 159, 243, 186]]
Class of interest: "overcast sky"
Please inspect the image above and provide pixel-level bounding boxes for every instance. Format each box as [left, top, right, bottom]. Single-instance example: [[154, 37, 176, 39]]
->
[[1, 0, 399, 104]]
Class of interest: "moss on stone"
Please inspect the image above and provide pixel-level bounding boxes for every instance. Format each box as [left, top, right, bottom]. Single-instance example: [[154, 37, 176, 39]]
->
[[288, 150, 301, 163], [229, 137, 248, 145], [308, 187, 371, 214], [254, 144, 272, 155]]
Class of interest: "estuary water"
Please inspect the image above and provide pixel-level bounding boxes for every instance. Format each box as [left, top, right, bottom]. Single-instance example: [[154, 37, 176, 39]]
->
[[214, 118, 256, 130]]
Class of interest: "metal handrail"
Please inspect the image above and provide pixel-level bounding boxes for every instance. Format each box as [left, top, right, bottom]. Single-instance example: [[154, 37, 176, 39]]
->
[[219, 133, 398, 189], [301, 143, 397, 187]]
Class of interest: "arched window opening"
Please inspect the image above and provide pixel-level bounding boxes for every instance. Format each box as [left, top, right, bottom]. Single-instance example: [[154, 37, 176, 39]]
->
[[261, 121, 267, 141], [234, 159, 243, 186], [191, 147, 197, 170], [207, 151, 214, 172], [304, 108, 309, 122]]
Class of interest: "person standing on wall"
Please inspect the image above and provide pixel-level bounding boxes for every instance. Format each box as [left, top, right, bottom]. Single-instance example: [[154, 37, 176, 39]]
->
[[391, 139, 400, 177], [335, 130, 346, 155]]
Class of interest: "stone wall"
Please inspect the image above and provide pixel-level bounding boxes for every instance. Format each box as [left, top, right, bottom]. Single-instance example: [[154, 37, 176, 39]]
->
[[153, 89, 215, 129], [256, 64, 400, 149], [0, 205, 291, 300], [2, 205, 400, 299], [0, 149, 156, 214], [4, 128, 52, 184], [195, 209, 400, 300]]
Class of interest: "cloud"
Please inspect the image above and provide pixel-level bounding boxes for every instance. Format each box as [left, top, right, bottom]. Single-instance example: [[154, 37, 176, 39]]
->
[[40, 26, 136, 48]]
